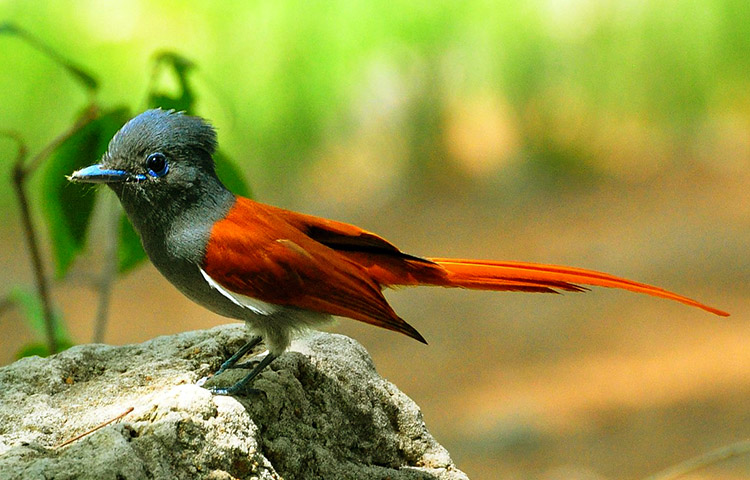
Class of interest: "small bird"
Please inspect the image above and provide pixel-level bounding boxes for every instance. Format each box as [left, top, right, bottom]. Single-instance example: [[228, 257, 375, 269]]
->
[[69, 109, 728, 395]]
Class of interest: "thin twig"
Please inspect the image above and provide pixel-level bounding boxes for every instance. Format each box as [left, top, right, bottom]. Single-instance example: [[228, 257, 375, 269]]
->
[[93, 194, 120, 343], [54, 406, 134, 449], [644, 439, 750, 480], [9, 134, 58, 354], [5, 105, 100, 355]]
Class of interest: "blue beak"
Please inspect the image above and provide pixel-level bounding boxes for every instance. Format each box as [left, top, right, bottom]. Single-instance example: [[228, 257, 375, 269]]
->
[[68, 164, 145, 184]]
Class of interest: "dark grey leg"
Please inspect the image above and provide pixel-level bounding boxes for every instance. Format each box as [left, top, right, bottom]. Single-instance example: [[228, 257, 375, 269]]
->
[[214, 335, 263, 376], [209, 352, 279, 396]]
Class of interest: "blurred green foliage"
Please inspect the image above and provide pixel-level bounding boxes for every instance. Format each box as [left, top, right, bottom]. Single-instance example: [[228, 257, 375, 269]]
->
[[41, 108, 129, 278], [8, 285, 72, 359], [0, 0, 748, 356], [1, 0, 747, 203], [1, 23, 251, 356]]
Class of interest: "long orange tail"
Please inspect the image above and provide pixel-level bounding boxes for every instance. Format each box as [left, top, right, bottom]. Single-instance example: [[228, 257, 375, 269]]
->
[[424, 258, 729, 317]]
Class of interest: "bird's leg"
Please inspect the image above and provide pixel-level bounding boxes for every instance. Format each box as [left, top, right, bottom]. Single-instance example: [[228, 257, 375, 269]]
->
[[227, 354, 268, 370], [209, 352, 279, 396], [214, 335, 263, 376]]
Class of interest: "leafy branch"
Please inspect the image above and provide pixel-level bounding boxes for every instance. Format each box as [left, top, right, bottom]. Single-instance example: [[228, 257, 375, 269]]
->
[[1, 25, 249, 357], [4, 105, 99, 354]]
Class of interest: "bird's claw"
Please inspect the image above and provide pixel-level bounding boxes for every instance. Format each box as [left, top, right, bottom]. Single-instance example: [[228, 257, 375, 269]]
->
[[208, 384, 263, 396]]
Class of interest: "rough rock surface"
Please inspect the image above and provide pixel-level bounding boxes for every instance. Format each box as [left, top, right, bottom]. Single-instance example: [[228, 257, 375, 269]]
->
[[0, 324, 468, 480]]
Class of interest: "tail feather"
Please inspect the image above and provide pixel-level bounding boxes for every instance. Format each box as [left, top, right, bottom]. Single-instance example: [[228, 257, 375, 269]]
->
[[426, 258, 729, 317]]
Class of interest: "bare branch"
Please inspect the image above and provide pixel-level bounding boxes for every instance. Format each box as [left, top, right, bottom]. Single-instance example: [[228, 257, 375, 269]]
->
[[4, 105, 100, 354], [54, 406, 134, 449], [93, 194, 120, 343], [8, 135, 57, 353], [644, 440, 750, 480]]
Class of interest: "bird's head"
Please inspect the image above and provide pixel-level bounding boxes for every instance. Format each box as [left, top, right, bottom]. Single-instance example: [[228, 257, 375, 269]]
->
[[69, 109, 228, 225]]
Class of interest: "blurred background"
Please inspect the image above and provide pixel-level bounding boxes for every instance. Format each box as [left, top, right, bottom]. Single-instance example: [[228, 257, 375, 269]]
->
[[1, 1, 748, 478]]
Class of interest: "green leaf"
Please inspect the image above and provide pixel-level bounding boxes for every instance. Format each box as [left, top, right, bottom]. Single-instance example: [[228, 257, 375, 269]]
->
[[16, 339, 75, 360], [214, 150, 252, 198], [41, 108, 131, 278], [16, 343, 53, 359], [147, 51, 196, 113], [117, 213, 147, 274], [9, 285, 73, 358], [10, 285, 52, 334]]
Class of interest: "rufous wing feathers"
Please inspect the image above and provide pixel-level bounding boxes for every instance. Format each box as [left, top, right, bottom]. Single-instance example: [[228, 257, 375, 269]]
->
[[203, 196, 728, 347]]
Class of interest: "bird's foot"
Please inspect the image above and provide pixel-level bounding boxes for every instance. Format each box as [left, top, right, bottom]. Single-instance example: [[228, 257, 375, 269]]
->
[[208, 384, 264, 396], [202, 350, 278, 396], [213, 336, 263, 377]]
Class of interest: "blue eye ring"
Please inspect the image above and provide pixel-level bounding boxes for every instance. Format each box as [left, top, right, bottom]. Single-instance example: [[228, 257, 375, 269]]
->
[[146, 152, 169, 177]]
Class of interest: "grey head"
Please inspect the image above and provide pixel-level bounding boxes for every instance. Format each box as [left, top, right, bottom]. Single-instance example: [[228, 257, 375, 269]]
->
[[70, 109, 235, 240]]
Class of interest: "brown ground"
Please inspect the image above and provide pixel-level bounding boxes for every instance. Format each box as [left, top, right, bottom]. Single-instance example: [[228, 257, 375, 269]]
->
[[1, 169, 748, 479]]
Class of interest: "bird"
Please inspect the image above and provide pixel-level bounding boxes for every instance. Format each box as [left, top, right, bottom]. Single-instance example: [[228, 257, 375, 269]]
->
[[69, 109, 729, 395]]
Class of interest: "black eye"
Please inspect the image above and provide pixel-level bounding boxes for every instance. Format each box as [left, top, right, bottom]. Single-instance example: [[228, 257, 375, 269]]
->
[[146, 152, 169, 177]]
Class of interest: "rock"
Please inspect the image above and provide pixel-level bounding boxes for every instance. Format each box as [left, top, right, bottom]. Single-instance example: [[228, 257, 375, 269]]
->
[[0, 324, 468, 480]]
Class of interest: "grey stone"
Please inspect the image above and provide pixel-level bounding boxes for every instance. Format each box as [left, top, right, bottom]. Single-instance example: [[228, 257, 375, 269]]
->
[[0, 324, 468, 480]]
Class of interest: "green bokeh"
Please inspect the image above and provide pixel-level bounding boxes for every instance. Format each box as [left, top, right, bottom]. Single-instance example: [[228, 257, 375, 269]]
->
[[1, 0, 747, 205]]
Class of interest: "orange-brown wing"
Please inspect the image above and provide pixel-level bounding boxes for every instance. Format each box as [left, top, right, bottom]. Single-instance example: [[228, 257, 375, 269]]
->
[[201, 197, 426, 342], [225, 201, 606, 293], [271, 202, 729, 315], [269, 203, 596, 293], [204, 197, 728, 324]]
